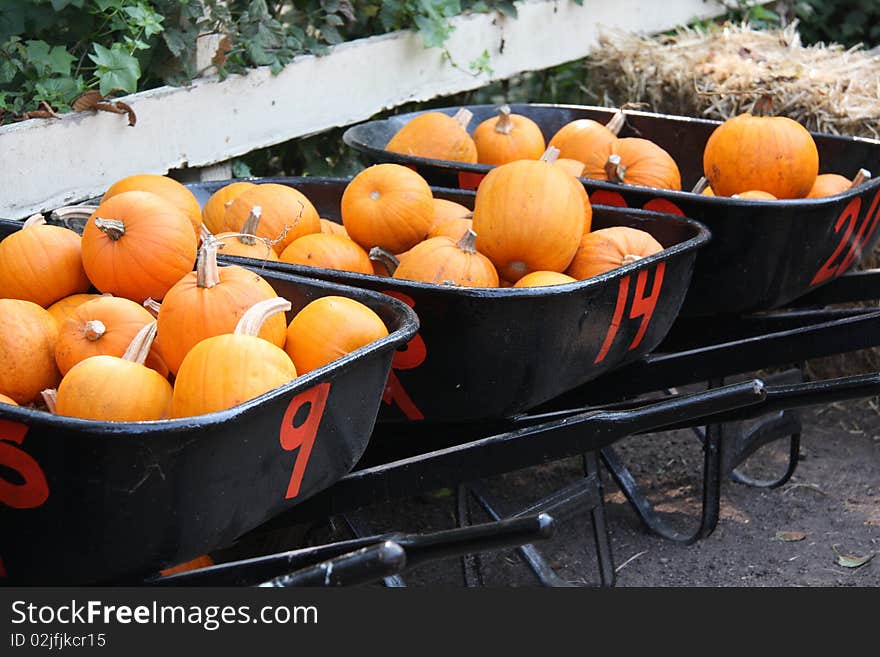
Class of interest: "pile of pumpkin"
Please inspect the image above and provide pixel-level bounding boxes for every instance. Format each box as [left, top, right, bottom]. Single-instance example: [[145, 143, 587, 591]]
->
[[0, 174, 390, 422], [384, 104, 871, 200]]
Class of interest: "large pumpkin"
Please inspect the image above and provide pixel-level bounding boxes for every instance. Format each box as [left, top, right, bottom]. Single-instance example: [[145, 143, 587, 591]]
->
[[472, 105, 546, 165], [582, 137, 682, 191], [385, 109, 478, 163], [0, 214, 91, 307], [223, 184, 321, 254], [201, 181, 256, 234], [472, 159, 589, 281], [279, 233, 373, 275], [157, 238, 286, 375], [566, 227, 663, 280], [102, 173, 203, 238], [392, 229, 499, 287], [702, 113, 819, 199], [341, 164, 435, 254], [81, 191, 198, 302], [0, 299, 62, 404], [547, 110, 624, 163]]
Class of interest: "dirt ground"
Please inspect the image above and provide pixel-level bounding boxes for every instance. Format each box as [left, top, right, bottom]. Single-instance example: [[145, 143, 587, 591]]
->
[[280, 395, 879, 588]]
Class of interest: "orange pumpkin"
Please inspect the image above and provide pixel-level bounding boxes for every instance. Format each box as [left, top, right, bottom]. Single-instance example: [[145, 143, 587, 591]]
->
[[703, 113, 819, 199], [547, 110, 624, 162], [583, 138, 682, 191], [385, 109, 478, 163], [513, 271, 577, 287], [428, 216, 473, 240], [285, 296, 388, 375], [54, 295, 168, 377], [223, 184, 321, 254], [0, 299, 61, 404], [47, 293, 106, 328], [172, 298, 297, 417], [341, 164, 435, 253], [201, 181, 256, 234], [157, 238, 287, 375], [431, 198, 472, 226], [472, 105, 546, 165], [552, 158, 587, 178], [566, 227, 663, 280], [279, 233, 373, 275], [732, 190, 777, 200], [213, 206, 279, 261], [53, 322, 173, 422], [806, 169, 870, 198], [102, 173, 203, 238], [472, 159, 589, 281], [392, 229, 499, 287], [0, 393, 17, 406], [81, 191, 198, 302], [320, 218, 350, 237], [0, 214, 91, 307]]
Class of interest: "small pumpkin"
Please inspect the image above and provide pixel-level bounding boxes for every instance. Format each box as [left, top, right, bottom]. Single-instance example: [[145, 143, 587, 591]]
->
[[157, 237, 287, 375], [513, 271, 577, 288], [320, 218, 350, 237], [102, 173, 203, 238], [201, 181, 256, 234], [566, 227, 663, 280], [472, 157, 589, 281], [385, 109, 478, 163], [432, 198, 472, 224], [81, 191, 198, 302], [279, 233, 373, 275], [285, 296, 388, 375], [0, 214, 91, 307], [51, 322, 173, 422], [732, 190, 777, 200], [54, 295, 168, 377], [703, 112, 819, 199], [472, 105, 546, 165], [172, 298, 298, 418], [223, 184, 321, 255], [547, 110, 625, 162], [552, 158, 587, 178], [213, 206, 279, 261], [389, 229, 499, 287], [583, 138, 682, 191], [0, 393, 17, 406], [806, 169, 871, 198], [341, 163, 435, 253], [0, 299, 61, 404], [428, 216, 473, 241], [47, 293, 106, 328]]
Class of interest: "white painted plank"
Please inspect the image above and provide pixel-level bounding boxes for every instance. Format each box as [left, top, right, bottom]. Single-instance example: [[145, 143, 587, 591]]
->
[[0, 0, 729, 219]]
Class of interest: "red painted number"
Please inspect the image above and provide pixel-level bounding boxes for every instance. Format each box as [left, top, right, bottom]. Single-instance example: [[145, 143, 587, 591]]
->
[[279, 383, 331, 500], [0, 419, 49, 510], [458, 172, 485, 191], [380, 291, 426, 420], [594, 263, 666, 363], [811, 190, 880, 286]]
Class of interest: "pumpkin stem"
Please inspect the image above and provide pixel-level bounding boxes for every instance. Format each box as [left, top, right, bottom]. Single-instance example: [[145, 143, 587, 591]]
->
[[453, 108, 473, 130], [122, 321, 158, 365], [196, 237, 222, 289], [51, 205, 98, 232], [753, 94, 774, 116], [237, 205, 262, 246], [199, 224, 213, 243], [369, 247, 400, 277], [540, 146, 561, 164], [234, 297, 292, 337], [24, 213, 46, 228], [494, 105, 514, 135], [621, 254, 642, 266], [40, 389, 58, 414], [94, 217, 126, 240], [456, 228, 478, 255], [143, 297, 162, 318], [84, 320, 106, 342], [605, 154, 627, 184], [605, 109, 625, 135], [691, 176, 710, 194], [851, 169, 872, 188]]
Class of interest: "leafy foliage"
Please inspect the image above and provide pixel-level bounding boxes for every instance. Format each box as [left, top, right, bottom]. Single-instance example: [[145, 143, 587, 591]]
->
[[787, 0, 880, 48]]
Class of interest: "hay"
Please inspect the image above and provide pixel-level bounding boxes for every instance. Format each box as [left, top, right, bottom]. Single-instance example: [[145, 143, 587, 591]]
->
[[585, 21, 880, 138]]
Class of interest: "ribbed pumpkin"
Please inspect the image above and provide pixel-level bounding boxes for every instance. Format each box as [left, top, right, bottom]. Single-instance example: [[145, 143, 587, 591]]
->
[[285, 296, 388, 375], [172, 298, 297, 417], [391, 229, 499, 287], [52, 322, 173, 421], [213, 206, 279, 261], [201, 181, 256, 234], [0, 299, 61, 404], [806, 170, 870, 198], [102, 173, 203, 238], [428, 216, 472, 240], [732, 190, 777, 200], [341, 164, 435, 253], [320, 218, 350, 237], [385, 109, 478, 163], [432, 198, 472, 225], [279, 233, 373, 275], [81, 191, 198, 302], [0, 394, 17, 406], [472, 105, 546, 165], [547, 110, 625, 162], [513, 271, 577, 287], [583, 138, 682, 191], [223, 184, 321, 255], [566, 227, 663, 280], [703, 113, 819, 199], [552, 158, 587, 178], [0, 214, 91, 307], [157, 238, 287, 375], [472, 158, 589, 281], [47, 293, 105, 328], [54, 295, 168, 377]]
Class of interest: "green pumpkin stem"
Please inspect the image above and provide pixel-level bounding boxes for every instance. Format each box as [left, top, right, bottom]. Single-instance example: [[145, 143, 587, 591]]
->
[[94, 217, 125, 240], [368, 247, 399, 277], [605, 154, 627, 184], [235, 297, 291, 337], [122, 321, 158, 365], [196, 237, 221, 289], [494, 105, 513, 135], [456, 228, 478, 255]]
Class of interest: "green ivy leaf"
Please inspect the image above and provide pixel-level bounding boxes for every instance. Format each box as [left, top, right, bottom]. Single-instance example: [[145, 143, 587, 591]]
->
[[231, 159, 253, 178], [413, 14, 453, 49], [89, 43, 141, 95], [94, 0, 126, 12], [46, 45, 76, 76], [123, 5, 165, 39]]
